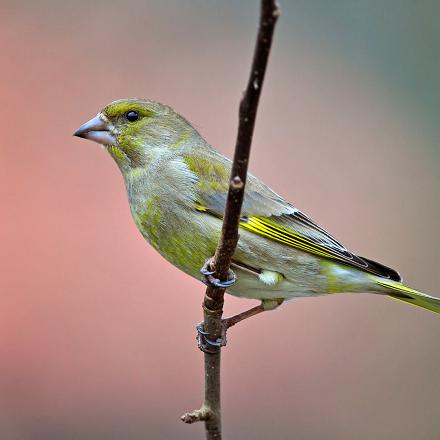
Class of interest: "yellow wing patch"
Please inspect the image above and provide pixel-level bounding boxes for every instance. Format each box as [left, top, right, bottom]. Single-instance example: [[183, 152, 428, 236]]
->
[[193, 209, 345, 261], [194, 203, 208, 212], [240, 216, 344, 261]]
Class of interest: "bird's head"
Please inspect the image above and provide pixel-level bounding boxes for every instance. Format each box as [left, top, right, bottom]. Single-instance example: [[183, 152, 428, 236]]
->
[[74, 98, 198, 170]]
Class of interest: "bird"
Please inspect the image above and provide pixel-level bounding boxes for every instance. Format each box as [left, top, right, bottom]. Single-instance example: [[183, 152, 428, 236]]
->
[[74, 98, 440, 330]]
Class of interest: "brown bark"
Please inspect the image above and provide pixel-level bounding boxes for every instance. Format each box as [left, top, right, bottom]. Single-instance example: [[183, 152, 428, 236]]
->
[[181, 2, 280, 438]]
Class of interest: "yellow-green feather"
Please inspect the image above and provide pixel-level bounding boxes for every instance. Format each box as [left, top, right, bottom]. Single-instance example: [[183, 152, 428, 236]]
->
[[134, 197, 220, 275], [184, 155, 229, 194]]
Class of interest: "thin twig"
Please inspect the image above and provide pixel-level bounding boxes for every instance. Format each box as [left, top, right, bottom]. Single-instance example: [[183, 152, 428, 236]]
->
[[181, 1, 280, 438]]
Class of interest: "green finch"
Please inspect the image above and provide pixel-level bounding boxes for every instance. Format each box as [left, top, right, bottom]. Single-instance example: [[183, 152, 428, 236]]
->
[[74, 98, 440, 315]]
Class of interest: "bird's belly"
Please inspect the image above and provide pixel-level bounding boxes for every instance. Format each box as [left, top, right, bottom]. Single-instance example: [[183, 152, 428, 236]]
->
[[131, 203, 365, 300]]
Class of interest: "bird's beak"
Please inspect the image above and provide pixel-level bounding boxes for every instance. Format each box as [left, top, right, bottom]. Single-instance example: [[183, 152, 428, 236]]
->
[[73, 113, 117, 146]]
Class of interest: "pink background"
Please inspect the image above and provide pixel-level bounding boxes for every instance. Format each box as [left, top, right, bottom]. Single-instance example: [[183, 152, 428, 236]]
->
[[1, 1, 439, 438]]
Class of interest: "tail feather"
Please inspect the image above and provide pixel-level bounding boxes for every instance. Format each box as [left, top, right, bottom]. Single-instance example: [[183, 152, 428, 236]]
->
[[376, 280, 440, 314]]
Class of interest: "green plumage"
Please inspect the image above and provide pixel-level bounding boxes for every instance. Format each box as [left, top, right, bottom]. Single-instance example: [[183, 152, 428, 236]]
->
[[74, 98, 440, 315]]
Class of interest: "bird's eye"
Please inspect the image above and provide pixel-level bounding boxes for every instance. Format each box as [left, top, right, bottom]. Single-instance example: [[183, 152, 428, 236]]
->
[[126, 111, 139, 122]]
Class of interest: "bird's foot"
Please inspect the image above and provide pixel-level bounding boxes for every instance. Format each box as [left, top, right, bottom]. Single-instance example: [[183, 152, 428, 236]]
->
[[196, 321, 228, 353], [200, 258, 237, 289], [196, 301, 283, 352]]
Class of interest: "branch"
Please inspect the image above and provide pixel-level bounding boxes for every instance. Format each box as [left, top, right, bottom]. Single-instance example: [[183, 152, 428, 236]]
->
[[182, 1, 280, 438]]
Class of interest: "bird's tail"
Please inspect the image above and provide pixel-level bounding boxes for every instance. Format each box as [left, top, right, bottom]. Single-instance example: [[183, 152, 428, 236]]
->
[[375, 280, 440, 314]]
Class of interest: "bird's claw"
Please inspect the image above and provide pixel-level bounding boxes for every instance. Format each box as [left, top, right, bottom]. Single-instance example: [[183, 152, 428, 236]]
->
[[200, 258, 237, 289], [196, 322, 227, 353], [200, 260, 215, 277], [202, 276, 236, 288]]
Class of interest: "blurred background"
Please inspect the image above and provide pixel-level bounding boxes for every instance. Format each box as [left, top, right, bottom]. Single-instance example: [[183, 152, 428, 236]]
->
[[1, 0, 439, 438]]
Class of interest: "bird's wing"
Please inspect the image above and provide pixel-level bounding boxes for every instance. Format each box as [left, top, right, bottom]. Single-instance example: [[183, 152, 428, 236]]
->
[[184, 151, 401, 281]]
